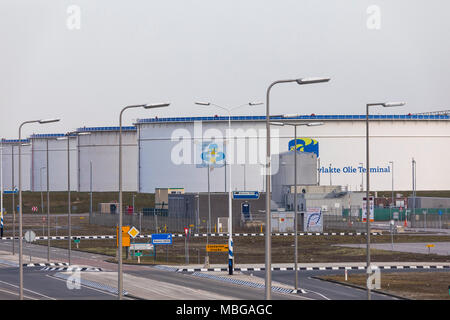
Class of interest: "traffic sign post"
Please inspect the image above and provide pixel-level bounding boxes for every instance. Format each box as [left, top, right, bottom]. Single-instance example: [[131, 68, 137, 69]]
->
[[184, 227, 189, 265], [362, 197, 374, 222], [206, 244, 229, 252], [24, 230, 36, 263], [74, 237, 80, 249]]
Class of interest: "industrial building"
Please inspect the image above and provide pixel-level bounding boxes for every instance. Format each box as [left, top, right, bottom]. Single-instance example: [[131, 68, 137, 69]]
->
[[77, 126, 138, 192], [2, 113, 450, 195], [29, 134, 78, 192], [136, 114, 450, 193], [0, 139, 31, 191]]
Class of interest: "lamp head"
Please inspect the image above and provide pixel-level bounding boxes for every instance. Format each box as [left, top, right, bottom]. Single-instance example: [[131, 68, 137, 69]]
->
[[383, 102, 406, 108], [144, 103, 170, 109], [39, 119, 60, 124], [296, 77, 330, 85], [195, 101, 211, 106]]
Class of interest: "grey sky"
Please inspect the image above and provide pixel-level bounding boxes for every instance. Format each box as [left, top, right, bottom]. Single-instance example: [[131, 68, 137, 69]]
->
[[1, 0, 449, 138]]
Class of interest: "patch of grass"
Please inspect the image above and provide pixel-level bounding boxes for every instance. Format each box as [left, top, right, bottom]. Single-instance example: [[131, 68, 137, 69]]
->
[[39, 234, 450, 265], [1, 191, 155, 214], [320, 272, 450, 300]]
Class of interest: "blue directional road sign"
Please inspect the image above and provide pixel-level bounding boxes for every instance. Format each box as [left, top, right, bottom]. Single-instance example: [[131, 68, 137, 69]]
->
[[232, 191, 260, 200], [3, 188, 18, 195], [151, 233, 173, 245]]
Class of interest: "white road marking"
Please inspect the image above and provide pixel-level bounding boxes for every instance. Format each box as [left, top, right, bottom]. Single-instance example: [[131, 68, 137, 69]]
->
[[0, 279, 56, 300], [0, 287, 38, 300], [45, 275, 118, 298]]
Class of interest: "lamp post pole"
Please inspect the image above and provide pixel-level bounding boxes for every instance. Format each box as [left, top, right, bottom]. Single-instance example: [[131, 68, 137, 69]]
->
[[389, 161, 394, 220], [1, 141, 3, 239], [265, 77, 330, 300], [12, 144, 16, 255], [46, 139, 50, 262], [271, 119, 324, 293], [18, 118, 60, 300], [57, 131, 90, 265], [118, 103, 170, 300], [359, 162, 364, 191], [195, 101, 263, 275], [365, 102, 405, 300]]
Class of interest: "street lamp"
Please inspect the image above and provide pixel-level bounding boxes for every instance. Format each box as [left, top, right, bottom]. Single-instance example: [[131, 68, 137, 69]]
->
[[365, 102, 405, 301], [8, 141, 29, 255], [18, 118, 59, 300], [389, 161, 394, 220], [270, 119, 323, 292], [265, 77, 330, 300], [57, 131, 91, 265], [195, 101, 263, 275], [0, 145, 4, 236], [118, 103, 170, 300], [359, 162, 364, 191]]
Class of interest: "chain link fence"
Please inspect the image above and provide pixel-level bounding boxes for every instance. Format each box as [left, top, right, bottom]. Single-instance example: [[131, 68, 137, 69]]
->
[[89, 211, 196, 234], [410, 210, 450, 229]]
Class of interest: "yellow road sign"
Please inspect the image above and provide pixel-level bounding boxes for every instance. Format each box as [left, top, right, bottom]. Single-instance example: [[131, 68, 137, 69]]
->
[[128, 226, 140, 239], [116, 226, 130, 247], [426, 244, 435, 248], [206, 244, 228, 252]]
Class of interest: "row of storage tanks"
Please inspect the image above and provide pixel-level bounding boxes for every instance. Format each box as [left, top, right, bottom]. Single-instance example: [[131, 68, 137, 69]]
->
[[0, 118, 318, 194]]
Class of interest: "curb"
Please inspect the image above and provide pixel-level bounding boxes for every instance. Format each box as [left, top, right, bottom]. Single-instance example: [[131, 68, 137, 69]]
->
[[24, 262, 70, 267], [0, 232, 382, 241], [41, 266, 103, 272], [175, 265, 450, 273], [191, 272, 294, 295]]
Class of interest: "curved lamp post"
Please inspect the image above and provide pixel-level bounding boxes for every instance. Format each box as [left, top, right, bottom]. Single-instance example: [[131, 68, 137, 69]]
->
[[195, 101, 263, 275], [18, 118, 60, 300], [265, 77, 330, 300], [118, 103, 170, 300], [271, 119, 324, 292], [365, 102, 405, 300]]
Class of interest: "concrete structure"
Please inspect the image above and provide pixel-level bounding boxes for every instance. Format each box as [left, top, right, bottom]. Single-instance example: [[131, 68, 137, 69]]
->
[[77, 126, 138, 192], [29, 134, 78, 191], [168, 192, 267, 230], [271, 151, 317, 208], [155, 187, 184, 209], [0, 139, 31, 191], [136, 114, 450, 193], [408, 197, 450, 209]]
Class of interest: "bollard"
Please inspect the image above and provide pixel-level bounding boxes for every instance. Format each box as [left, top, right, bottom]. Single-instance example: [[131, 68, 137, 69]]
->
[[345, 269, 348, 281]]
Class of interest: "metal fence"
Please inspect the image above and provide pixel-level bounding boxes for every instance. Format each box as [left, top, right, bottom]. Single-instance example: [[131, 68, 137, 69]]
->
[[410, 211, 450, 229], [89, 211, 195, 233]]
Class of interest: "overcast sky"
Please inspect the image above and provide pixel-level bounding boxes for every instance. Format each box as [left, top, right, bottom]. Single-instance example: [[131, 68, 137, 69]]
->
[[1, 0, 449, 138]]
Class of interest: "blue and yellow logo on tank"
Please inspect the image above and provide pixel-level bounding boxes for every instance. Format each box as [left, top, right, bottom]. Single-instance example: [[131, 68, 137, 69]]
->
[[288, 138, 319, 157]]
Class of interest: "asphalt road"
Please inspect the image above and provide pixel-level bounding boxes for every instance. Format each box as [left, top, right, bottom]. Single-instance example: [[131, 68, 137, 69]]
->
[[0, 266, 117, 300], [0, 241, 304, 300], [1, 240, 448, 300], [245, 268, 450, 300]]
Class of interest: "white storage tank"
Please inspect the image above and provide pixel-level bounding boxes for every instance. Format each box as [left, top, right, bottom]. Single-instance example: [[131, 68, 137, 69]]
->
[[1, 139, 32, 191], [29, 134, 78, 192], [77, 126, 138, 192]]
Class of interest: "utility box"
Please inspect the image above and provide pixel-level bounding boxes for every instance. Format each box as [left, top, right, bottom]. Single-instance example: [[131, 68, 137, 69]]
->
[[217, 217, 229, 233], [271, 212, 295, 232]]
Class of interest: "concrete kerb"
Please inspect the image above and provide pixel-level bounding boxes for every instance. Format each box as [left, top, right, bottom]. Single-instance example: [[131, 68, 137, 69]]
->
[[170, 264, 450, 273]]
